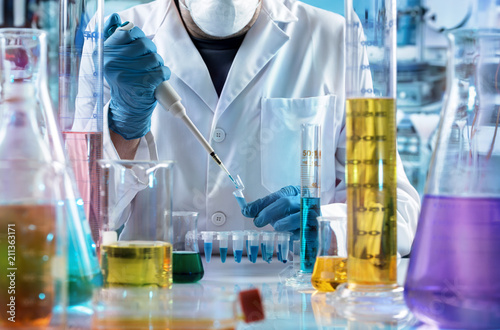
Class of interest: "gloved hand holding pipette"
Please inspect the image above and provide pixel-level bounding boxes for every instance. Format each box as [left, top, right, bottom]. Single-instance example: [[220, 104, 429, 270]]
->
[[103, 13, 171, 140], [242, 185, 306, 240]]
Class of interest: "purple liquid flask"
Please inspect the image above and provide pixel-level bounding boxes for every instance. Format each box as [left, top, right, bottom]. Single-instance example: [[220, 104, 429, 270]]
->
[[404, 29, 500, 329]]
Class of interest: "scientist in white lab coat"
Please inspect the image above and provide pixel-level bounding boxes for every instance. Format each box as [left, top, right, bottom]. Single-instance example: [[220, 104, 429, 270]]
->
[[80, 0, 420, 256]]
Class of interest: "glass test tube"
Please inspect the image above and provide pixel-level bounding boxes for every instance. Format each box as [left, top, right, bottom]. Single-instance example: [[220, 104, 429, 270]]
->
[[247, 231, 260, 264], [232, 231, 244, 263], [277, 232, 292, 263], [217, 232, 230, 263], [300, 124, 322, 272], [200, 232, 214, 263], [345, 0, 398, 289], [261, 232, 275, 263]]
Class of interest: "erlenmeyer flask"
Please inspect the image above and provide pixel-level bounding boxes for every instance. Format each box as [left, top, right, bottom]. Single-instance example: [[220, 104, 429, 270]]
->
[[405, 29, 500, 329], [0, 28, 101, 307], [0, 31, 67, 328]]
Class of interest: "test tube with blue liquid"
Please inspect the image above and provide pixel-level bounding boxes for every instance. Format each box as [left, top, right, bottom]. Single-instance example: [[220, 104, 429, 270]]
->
[[201, 232, 214, 263], [232, 175, 247, 210], [277, 232, 292, 263], [232, 231, 244, 263], [217, 232, 230, 263], [261, 232, 275, 263], [247, 231, 260, 263]]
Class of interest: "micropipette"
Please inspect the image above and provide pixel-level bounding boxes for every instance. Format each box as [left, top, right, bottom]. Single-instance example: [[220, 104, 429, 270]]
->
[[116, 22, 239, 189]]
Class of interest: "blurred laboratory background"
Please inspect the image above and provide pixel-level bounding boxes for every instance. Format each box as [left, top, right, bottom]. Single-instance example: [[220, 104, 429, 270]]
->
[[1, 0, 500, 197]]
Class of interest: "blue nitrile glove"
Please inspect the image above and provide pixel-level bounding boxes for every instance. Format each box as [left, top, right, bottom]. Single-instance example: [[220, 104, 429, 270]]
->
[[103, 13, 171, 140], [242, 185, 301, 240]]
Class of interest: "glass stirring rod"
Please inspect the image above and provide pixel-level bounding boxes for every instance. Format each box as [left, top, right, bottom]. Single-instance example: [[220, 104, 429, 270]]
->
[[116, 22, 239, 189]]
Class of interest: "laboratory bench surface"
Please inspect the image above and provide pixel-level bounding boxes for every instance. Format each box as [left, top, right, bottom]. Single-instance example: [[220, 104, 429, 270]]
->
[[67, 257, 435, 330]]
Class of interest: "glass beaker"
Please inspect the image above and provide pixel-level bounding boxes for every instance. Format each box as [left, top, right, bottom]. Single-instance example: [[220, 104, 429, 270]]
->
[[311, 216, 348, 292], [404, 29, 500, 329], [98, 160, 174, 288], [0, 31, 67, 328], [172, 211, 204, 283]]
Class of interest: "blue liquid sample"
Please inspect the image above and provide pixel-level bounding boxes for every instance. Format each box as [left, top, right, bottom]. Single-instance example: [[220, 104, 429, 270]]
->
[[235, 196, 247, 209], [300, 197, 321, 272], [234, 250, 243, 263], [261, 243, 272, 263], [204, 242, 212, 263], [277, 244, 282, 262], [220, 247, 228, 263], [68, 200, 102, 306], [250, 245, 259, 263]]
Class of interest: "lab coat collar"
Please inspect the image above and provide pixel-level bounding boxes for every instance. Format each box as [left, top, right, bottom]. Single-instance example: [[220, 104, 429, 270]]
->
[[153, 0, 297, 114], [215, 0, 298, 116], [154, 0, 219, 111]]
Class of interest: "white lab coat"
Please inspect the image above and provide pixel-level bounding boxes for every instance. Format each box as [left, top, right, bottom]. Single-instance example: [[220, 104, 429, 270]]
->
[[77, 0, 420, 256]]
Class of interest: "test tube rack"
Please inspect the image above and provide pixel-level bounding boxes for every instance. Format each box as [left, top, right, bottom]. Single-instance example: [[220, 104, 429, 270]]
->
[[198, 230, 292, 264]]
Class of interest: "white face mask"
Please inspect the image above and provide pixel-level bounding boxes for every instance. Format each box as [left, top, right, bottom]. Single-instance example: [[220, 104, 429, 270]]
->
[[182, 0, 260, 38]]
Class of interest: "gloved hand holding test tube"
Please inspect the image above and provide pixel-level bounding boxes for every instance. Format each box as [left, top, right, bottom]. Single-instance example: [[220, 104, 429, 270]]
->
[[112, 20, 240, 189]]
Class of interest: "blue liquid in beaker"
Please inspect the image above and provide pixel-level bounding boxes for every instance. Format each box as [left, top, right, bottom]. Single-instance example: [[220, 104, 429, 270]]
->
[[220, 247, 228, 263], [234, 250, 243, 263], [300, 197, 320, 272], [250, 245, 259, 263], [204, 242, 212, 263]]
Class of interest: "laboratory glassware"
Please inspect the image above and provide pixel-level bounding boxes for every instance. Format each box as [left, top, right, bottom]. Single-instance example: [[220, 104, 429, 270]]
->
[[405, 29, 500, 329], [1, 25, 99, 311], [2, 26, 101, 306], [0, 31, 67, 328], [285, 124, 321, 288], [232, 231, 245, 263], [247, 231, 260, 263], [59, 0, 105, 249], [200, 231, 215, 263], [92, 286, 264, 329], [98, 160, 174, 288], [311, 216, 348, 292], [232, 175, 247, 209], [217, 231, 230, 263], [261, 232, 275, 263], [172, 211, 204, 283], [336, 0, 409, 319]]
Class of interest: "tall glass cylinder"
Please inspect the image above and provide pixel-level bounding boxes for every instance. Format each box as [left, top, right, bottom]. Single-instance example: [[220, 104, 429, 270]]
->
[[344, 0, 398, 290], [59, 0, 105, 248], [405, 29, 500, 329], [300, 124, 322, 273]]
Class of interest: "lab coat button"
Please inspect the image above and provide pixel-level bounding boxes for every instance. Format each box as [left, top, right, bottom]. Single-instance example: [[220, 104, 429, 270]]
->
[[211, 212, 226, 226], [213, 128, 226, 142]]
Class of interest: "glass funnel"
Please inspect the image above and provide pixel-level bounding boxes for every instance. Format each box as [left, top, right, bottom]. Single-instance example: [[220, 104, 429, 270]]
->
[[404, 29, 500, 329]]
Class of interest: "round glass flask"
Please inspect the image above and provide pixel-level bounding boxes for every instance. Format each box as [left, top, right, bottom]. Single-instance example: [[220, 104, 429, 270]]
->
[[404, 29, 500, 329]]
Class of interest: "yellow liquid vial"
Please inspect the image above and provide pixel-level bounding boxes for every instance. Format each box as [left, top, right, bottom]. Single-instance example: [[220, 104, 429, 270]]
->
[[101, 241, 172, 288], [311, 256, 347, 292], [345, 98, 398, 288]]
